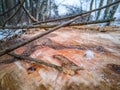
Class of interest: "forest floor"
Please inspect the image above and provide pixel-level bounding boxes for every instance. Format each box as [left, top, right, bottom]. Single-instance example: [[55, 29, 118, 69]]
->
[[0, 25, 120, 90]]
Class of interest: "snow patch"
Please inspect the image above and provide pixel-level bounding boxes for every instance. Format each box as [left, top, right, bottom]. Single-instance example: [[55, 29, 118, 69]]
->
[[84, 50, 94, 60]]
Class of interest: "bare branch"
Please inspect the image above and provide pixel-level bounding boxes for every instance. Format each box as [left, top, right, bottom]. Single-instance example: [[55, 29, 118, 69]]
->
[[8, 52, 63, 71]]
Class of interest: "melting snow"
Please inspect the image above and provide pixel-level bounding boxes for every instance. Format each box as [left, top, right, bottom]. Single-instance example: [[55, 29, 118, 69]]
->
[[84, 50, 94, 60]]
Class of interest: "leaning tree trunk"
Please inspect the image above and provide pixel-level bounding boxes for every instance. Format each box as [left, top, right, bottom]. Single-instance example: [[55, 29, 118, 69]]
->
[[30, 0, 34, 17]]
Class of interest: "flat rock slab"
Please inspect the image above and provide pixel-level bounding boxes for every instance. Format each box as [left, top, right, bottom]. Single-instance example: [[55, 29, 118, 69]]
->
[[0, 27, 120, 90]]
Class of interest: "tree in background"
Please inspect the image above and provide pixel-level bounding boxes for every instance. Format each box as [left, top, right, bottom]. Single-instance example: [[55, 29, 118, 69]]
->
[[96, 0, 104, 20], [0, 0, 119, 26]]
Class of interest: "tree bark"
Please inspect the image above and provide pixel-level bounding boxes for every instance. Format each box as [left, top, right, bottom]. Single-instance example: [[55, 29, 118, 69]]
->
[[90, 0, 94, 10], [0, 18, 115, 29], [29, 0, 34, 17], [103, 0, 113, 19], [106, 0, 119, 25], [36, 0, 40, 20]]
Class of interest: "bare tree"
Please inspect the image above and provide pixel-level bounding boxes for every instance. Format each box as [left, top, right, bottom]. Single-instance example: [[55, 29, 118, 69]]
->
[[103, 0, 113, 19], [88, 0, 94, 21], [96, 0, 104, 20]]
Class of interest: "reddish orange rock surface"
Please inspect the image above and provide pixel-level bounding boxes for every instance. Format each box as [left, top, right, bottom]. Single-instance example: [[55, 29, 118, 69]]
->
[[0, 27, 120, 90]]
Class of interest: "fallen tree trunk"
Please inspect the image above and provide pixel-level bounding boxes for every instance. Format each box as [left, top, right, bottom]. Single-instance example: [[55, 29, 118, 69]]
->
[[0, 18, 115, 29], [8, 52, 63, 71]]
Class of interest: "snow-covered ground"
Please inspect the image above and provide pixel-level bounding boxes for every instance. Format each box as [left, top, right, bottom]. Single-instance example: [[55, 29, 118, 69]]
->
[[0, 29, 22, 40]]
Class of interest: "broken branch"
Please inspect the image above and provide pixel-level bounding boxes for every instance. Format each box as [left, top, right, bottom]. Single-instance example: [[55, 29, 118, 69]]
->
[[8, 52, 63, 71]]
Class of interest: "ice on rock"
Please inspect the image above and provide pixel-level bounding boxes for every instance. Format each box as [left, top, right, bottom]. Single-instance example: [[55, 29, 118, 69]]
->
[[84, 50, 94, 60]]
